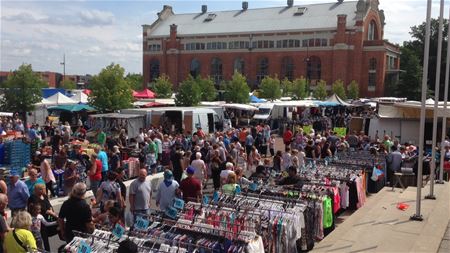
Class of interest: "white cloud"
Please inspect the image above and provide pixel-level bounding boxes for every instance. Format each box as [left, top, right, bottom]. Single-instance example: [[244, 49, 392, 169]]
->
[[78, 10, 115, 26]]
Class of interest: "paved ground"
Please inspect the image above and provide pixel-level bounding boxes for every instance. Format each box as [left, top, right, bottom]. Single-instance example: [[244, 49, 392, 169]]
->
[[312, 182, 450, 253], [438, 220, 450, 253]]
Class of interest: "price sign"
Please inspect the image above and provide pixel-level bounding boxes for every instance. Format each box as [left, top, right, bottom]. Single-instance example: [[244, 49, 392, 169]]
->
[[213, 191, 219, 202], [165, 207, 178, 219], [134, 216, 149, 231], [173, 198, 185, 210], [203, 196, 209, 205], [77, 241, 92, 253], [235, 185, 241, 195], [112, 223, 125, 239]]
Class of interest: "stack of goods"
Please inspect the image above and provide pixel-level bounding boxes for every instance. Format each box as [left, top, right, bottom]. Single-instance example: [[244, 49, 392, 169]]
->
[[3, 140, 31, 168], [123, 157, 140, 178]]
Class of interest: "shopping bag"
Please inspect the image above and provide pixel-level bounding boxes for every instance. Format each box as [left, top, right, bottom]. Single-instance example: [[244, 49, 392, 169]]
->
[[371, 167, 378, 181]]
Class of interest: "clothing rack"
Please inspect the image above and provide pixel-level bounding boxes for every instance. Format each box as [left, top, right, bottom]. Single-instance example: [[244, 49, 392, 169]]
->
[[70, 230, 161, 252], [139, 211, 256, 242]]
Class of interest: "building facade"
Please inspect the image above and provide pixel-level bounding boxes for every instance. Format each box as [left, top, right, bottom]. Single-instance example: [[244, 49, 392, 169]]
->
[[0, 71, 92, 88], [142, 0, 400, 97]]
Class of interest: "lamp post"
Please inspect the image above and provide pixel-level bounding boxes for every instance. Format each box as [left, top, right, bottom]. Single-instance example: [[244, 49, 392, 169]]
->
[[60, 54, 66, 83], [438, 8, 450, 184], [426, 0, 445, 199], [411, 0, 432, 221]]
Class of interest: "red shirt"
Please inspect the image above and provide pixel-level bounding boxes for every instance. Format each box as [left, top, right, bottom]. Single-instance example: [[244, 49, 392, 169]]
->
[[283, 130, 293, 143], [89, 160, 102, 181], [179, 176, 201, 202]]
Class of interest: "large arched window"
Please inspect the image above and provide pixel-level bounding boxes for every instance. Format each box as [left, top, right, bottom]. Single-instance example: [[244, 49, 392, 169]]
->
[[256, 57, 269, 85], [210, 57, 223, 85], [190, 59, 201, 78], [307, 56, 321, 84], [150, 59, 160, 81], [281, 57, 294, 81], [368, 20, 378, 40], [368, 58, 377, 91], [233, 58, 245, 75]]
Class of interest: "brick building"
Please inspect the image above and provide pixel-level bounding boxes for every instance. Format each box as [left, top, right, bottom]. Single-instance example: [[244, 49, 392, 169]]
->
[[0, 71, 62, 88], [0, 71, 91, 88], [142, 0, 400, 97]]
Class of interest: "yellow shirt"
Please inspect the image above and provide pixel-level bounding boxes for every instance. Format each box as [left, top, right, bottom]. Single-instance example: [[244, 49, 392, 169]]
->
[[4, 229, 37, 253]]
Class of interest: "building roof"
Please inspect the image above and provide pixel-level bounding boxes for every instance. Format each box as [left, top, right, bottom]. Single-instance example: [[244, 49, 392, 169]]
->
[[150, 1, 359, 37]]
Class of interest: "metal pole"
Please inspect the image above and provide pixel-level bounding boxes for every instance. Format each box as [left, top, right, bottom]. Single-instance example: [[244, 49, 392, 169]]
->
[[437, 8, 450, 184], [411, 0, 432, 221], [426, 0, 444, 199]]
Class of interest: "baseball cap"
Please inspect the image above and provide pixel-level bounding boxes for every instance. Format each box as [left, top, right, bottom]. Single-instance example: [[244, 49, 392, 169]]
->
[[186, 166, 195, 175]]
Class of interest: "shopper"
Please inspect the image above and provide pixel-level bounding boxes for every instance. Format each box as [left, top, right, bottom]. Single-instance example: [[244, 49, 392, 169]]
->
[[25, 168, 45, 195], [191, 152, 207, 187], [87, 153, 102, 195], [277, 166, 303, 186], [3, 211, 36, 252], [95, 147, 109, 182], [96, 171, 124, 211], [28, 202, 57, 250], [179, 166, 202, 202], [39, 154, 56, 197], [7, 171, 30, 216], [156, 170, 179, 211], [63, 160, 79, 196], [27, 184, 58, 251], [129, 169, 152, 219], [222, 172, 240, 195], [58, 183, 94, 243]]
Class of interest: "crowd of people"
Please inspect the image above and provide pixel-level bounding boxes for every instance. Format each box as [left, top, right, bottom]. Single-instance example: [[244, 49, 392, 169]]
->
[[0, 111, 449, 252]]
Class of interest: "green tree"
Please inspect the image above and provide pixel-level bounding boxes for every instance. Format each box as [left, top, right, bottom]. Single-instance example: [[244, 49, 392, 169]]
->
[[259, 76, 282, 101], [347, 80, 360, 100], [196, 76, 217, 101], [175, 75, 201, 106], [223, 72, 250, 103], [292, 77, 308, 99], [125, 73, 143, 91], [280, 78, 293, 97], [60, 79, 76, 90], [313, 80, 328, 100], [396, 47, 422, 100], [331, 79, 347, 100], [0, 64, 45, 129], [152, 74, 173, 98], [88, 63, 133, 112], [404, 18, 449, 99]]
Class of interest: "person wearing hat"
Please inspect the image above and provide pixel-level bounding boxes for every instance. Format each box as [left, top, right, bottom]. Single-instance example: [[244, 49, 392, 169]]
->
[[156, 170, 179, 211], [7, 170, 30, 216], [179, 166, 202, 202]]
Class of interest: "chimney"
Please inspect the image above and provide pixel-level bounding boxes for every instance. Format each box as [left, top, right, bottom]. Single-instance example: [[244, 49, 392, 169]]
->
[[201, 5, 207, 13], [170, 24, 177, 42], [335, 14, 347, 43], [242, 1, 248, 10], [287, 0, 294, 7]]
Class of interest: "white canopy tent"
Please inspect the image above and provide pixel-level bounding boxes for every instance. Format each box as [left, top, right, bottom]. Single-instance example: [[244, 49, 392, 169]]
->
[[45, 92, 76, 105], [71, 92, 89, 103]]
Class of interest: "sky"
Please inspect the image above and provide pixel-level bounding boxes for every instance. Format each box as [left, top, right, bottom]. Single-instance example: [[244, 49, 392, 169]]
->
[[0, 0, 446, 75]]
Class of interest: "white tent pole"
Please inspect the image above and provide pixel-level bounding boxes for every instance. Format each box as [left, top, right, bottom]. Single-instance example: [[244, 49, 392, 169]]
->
[[411, 0, 432, 221], [438, 8, 450, 184], [426, 0, 444, 199]]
